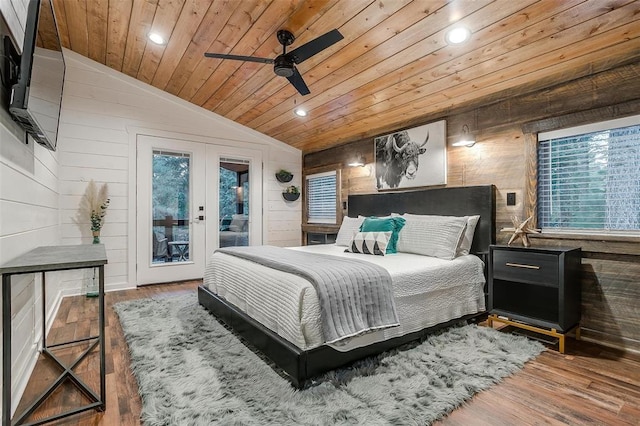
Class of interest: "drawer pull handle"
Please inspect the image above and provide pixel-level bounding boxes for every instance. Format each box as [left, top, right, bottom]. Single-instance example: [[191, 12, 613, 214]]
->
[[505, 262, 540, 270]]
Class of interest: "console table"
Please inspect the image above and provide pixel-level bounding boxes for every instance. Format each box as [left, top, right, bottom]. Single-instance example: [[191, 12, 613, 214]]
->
[[1, 244, 108, 425]]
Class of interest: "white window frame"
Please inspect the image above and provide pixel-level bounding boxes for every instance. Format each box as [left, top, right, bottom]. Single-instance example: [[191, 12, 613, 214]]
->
[[537, 115, 640, 236], [305, 169, 339, 225]]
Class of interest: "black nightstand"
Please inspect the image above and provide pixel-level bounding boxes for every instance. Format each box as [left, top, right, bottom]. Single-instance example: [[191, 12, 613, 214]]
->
[[306, 232, 337, 245], [488, 245, 582, 353]]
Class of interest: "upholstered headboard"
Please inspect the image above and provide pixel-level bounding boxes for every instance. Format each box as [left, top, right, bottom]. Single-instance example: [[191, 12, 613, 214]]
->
[[347, 185, 496, 254]]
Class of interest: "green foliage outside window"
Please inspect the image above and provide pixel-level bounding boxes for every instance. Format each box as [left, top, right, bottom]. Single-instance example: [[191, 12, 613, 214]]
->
[[538, 124, 640, 231], [152, 153, 190, 221]]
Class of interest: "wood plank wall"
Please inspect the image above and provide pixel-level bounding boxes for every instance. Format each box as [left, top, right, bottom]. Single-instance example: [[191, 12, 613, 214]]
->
[[304, 62, 640, 353]]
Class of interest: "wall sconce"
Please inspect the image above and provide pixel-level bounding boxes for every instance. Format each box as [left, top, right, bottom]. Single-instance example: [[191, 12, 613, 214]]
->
[[452, 124, 476, 147], [348, 153, 366, 167]]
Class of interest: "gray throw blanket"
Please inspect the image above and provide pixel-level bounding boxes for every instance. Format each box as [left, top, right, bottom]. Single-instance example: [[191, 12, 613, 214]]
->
[[217, 246, 399, 344]]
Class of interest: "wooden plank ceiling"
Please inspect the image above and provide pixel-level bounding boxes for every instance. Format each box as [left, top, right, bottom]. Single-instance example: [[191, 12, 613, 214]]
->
[[50, 0, 640, 153]]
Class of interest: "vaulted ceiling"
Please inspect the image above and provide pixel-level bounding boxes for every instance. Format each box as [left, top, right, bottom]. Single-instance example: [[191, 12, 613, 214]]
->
[[48, 0, 640, 153]]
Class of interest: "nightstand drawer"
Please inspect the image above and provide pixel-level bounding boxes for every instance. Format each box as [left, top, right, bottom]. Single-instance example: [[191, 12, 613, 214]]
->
[[492, 250, 558, 286]]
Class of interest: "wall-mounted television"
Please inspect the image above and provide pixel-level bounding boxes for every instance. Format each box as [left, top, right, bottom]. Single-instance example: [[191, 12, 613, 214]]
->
[[8, 0, 65, 151]]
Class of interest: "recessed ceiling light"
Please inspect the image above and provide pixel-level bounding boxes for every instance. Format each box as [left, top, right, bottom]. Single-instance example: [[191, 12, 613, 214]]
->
[[148, 32, 166, 45], [445, 27, 471, 45], [294, 108, 307, 117]]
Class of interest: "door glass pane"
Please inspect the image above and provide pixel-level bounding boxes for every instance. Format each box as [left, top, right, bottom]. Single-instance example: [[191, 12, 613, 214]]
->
[[152, 150, 191, 263], [219, 159, 249, 247]]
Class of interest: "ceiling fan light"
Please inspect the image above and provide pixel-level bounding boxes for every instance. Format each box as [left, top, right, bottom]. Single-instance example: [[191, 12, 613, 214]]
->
[[446, 27, 471, 45], [274, 56, 294, 77], [148, 32, 166, 45]]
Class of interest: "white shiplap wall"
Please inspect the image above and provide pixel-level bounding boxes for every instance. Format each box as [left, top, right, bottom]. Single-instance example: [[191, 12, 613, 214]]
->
[[0, 0, 27, 52], [1, 0, 63, 416], [57, 49, 302, 293], [0, 121, 62, 418]]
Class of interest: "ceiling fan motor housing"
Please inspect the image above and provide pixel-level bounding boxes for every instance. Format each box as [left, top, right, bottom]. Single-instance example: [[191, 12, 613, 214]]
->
[[273, 55, 294, 77]]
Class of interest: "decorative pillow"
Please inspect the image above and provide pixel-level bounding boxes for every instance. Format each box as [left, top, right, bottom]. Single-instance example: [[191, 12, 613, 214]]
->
[[457, 215, 480, 256], [345, 231, 392, 256], [359, 216, 406, 254], [396, 214, 467, 259], [335, 216, 365, 246], [228, 214, 248, 232]]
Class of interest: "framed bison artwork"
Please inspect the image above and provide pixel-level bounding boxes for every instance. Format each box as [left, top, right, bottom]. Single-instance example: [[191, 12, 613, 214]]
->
[[374, 120, 447, 190]]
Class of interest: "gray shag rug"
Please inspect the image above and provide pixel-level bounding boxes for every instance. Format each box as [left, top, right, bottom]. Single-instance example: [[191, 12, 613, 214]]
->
[[114, 294, 544, 425]]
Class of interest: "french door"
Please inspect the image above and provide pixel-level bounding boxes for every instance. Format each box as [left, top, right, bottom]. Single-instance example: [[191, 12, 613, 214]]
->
[[204, 145, 263, 262], [136, 135, 262, 285]]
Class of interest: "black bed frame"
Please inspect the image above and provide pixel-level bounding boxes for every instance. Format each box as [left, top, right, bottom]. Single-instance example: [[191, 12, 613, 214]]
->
[[198, 185, 496, 387]]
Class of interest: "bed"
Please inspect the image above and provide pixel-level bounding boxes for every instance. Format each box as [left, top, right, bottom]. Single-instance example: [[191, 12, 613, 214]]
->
[[198, 185, 496, 387]]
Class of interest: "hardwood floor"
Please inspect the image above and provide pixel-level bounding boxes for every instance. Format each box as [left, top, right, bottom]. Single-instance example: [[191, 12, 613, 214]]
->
[[15, 281, 640, 425], [14, 281, 200, 425]]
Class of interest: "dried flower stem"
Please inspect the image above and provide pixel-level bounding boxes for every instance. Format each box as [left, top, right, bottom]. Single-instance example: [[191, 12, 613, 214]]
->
[[81, 180, 110, 232]]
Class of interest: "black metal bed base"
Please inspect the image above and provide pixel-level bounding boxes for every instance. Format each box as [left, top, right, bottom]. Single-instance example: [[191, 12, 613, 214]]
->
[[198, 285, 482, 388]]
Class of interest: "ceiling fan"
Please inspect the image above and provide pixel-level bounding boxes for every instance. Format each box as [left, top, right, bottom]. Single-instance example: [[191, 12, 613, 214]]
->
[[204, 29, 344, 96]]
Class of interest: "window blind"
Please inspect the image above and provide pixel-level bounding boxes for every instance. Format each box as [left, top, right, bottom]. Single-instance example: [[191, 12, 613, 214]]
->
[[537, 123, 640, 232], [306, 171, 337, 224]]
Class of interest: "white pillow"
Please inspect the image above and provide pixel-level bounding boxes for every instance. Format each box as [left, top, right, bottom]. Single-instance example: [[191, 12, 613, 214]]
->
[[335, 216, 365, 246], [401, 213, 479, 256], [397, 214, 468, 260], [457, 215, 480, 256], [345, 231, 392, 256]]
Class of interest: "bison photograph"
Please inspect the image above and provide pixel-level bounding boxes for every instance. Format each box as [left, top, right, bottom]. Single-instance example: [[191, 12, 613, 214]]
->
[[375, 120, 447, 190]]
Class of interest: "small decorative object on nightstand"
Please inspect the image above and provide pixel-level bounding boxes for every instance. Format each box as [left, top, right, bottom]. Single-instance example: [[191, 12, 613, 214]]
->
[[500, 215, 540, 247], [488, 245, 581, 353]]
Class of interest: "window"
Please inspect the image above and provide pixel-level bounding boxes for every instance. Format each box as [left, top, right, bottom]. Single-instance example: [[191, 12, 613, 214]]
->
[[306, 170, 337, 224], [537, 117, 640, 233]]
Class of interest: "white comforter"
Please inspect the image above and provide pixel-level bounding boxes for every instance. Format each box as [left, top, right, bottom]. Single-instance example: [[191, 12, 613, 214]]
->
[[204, 244, 486, 351]]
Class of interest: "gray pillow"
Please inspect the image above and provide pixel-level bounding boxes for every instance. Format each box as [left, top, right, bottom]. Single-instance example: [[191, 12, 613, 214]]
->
[[397, 214, 468, 260], [228, 215, 248, 232]]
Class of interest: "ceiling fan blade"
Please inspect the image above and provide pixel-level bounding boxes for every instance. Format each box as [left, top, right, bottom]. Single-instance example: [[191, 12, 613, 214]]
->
[[287, 29, 344, 64], [204, 53, 274, 64], [286, 67, 310, 96]]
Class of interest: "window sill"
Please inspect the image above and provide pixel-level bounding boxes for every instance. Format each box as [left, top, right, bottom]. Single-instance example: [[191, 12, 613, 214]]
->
[[529, 232, 640, 261], [302, 223, 340, 233], [531, 232, 640, 243]]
